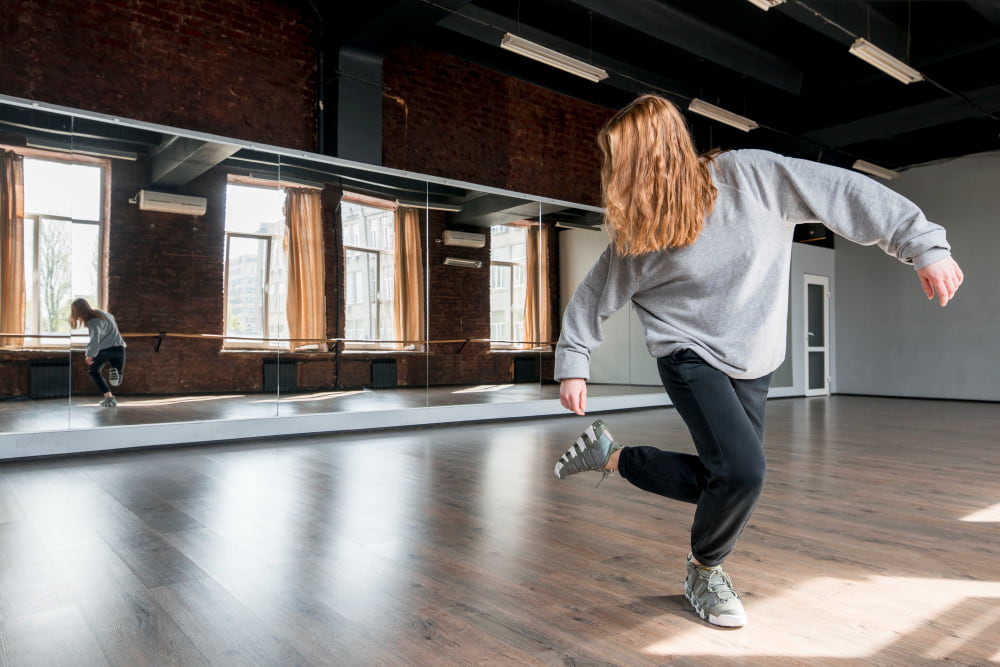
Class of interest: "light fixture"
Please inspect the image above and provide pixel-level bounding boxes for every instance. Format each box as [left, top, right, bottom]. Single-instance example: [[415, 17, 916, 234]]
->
[[852, 159, 899, 180], [745, 0, 785, 10], [396, 198, 463, 212], [500, 33, 609, 83], [688, 99, 759, 132], [849, 38, 924, 84], [555, 221, 601, 231], [443, 257, 483, 268]]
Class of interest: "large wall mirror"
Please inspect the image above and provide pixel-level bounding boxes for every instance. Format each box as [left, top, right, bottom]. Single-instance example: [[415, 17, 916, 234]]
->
[[0, 94, 665, 458]]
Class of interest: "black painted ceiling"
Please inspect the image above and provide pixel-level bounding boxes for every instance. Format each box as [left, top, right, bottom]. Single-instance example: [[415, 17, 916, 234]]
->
[[333, 0, 1000, 173]]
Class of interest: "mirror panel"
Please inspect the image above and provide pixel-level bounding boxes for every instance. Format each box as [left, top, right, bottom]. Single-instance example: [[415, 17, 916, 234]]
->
[[0, 94, 653, 447]]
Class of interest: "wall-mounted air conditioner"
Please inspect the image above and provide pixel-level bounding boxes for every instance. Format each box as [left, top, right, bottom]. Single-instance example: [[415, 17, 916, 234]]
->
[[442, 229, 486, 248], [137, 189, 207, 216]]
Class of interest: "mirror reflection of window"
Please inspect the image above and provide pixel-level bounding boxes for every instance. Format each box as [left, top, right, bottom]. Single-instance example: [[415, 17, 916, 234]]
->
[[342, 195, 395, 348], [22, 157, 104, 345], [223, 182, 288, 347], [490, 224, 527, 349]]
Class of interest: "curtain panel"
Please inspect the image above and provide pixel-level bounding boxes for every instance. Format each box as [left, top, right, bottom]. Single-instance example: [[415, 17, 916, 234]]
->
[[524, 224, 551, 350], [284, 188, 327, 351], [0, 150, 25, 347], [393, 207, 424, 350]]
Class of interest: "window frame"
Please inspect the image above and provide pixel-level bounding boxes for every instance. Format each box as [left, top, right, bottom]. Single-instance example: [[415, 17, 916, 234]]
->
[[222, 178, 289, 349], [341, 193, 396, 350], [12, 149, 109, 348], [489, 224, 528, 350]]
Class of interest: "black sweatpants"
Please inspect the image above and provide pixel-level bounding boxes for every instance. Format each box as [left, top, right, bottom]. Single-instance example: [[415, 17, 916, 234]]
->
[[617, 348, 771, 567], [88, 345, 126, 394]]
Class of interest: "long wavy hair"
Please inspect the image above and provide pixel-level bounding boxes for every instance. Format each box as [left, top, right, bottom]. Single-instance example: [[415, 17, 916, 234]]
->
[[69, 297, 103, 329], [597, 94, 718, 256]]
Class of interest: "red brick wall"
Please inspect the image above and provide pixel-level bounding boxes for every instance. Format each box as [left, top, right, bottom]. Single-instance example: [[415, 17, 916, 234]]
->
[[0, 5, 611, 398], [0, 0, 317, 150], [383, 45, 612, 207]]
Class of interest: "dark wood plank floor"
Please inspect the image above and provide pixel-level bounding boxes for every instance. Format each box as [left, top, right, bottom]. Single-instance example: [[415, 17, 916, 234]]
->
[[1, 395, 998, 666]]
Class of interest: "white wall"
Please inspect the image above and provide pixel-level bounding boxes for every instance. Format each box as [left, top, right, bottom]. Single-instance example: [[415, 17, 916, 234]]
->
[[834, 152, 1000, 401], [558, 228, 661, 386]]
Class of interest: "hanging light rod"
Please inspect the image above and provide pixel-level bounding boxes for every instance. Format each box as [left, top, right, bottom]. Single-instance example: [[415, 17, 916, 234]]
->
[[688, 99, 759, 132], [500, 33, 609, 83], [849, 38, 924, 84], [745, 0, 785, 10], [852, 159, 899, 180]]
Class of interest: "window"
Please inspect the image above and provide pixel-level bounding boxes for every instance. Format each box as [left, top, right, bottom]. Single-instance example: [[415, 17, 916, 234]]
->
[[342, 196, 394, 347], [224, 183, 288, 346], [22, 157, 104, 344], [490, 224, 527, 348]]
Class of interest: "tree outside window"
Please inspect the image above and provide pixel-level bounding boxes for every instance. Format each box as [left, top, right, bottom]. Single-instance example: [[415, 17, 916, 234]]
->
[[22, 157, 102, 344]]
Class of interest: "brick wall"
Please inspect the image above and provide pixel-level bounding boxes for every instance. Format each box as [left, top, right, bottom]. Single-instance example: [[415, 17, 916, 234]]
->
[[0, 4, 611, 398], [0, 0, 317, 150], [383, 45, 613, 207]]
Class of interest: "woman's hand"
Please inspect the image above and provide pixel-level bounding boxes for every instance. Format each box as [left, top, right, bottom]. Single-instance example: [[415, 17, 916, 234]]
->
[[85, 356, 94, 365], [917, 256, 963, 307], [560, 378, 588, 415]]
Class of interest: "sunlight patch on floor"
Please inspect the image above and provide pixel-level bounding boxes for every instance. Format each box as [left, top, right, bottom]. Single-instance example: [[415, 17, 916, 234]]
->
[[961, 502, 1000, 522], [99, 394, 245, 406], [452, 384, 514, 393], [643, 575, 1000, 660], [251, 390, 367, 403]]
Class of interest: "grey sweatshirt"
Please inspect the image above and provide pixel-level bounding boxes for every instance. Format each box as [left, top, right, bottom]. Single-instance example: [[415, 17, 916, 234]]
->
[[555, 149, 951, 381], [85, 309, 126, 358]]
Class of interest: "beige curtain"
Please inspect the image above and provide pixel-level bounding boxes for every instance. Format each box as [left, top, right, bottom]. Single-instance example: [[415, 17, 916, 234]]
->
[[284, 188, 327, 351], [524, 224, 551, 350], [393, 207, 424, 350], [0, 150, 25, 347]]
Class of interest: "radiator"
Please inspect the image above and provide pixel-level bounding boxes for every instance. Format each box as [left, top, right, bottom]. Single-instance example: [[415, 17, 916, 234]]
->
[[513, 356, 538, 383], [30, 361, 70, 398], [371, 359, 397, 389], [263, 359, 298, 393]]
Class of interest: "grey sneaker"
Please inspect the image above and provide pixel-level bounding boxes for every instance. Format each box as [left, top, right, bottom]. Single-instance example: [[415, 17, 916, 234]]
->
[[554, 419, 623, 484], [100, 396, 117, 408], [685, 554, 747, 627], [108, 367, 122, 387]]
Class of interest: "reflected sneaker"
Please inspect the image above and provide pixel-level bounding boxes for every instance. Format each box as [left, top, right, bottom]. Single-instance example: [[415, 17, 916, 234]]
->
[[685, 554, 747, 627], [100, 396, 117, 408], [553, 419, 622, 484], [108, 367, 122, 387]]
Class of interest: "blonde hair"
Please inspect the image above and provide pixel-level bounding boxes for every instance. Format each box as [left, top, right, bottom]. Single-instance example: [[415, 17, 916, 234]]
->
[[597, 94, 718, 256], [69, 297, 103, 329]]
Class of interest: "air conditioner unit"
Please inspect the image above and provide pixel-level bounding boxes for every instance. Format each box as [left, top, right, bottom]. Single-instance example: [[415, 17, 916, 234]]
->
[[137, 189, 207, 216], [442, 229, 486, 248]]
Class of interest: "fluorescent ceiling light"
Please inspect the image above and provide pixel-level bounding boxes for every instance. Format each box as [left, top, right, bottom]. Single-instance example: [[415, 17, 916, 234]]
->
[[745, 0, 785, 10], [555, 221, 601, 231], [852, 159, 899, 180], [443, 257, 483, 268], [500, 33, 608, 83], [396, 198, 463, 212], [849, 38, 924, 84], [688, 99, 759, 132]]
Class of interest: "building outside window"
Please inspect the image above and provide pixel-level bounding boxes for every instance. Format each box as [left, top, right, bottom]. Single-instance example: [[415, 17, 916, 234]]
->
[[490, 224, 527, 348], [342, 196, 395, 348], [224, 182, 288, 346], [22, 156, 104, 345]]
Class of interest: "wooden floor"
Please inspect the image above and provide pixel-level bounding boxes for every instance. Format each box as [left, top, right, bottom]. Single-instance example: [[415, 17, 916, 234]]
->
[[0, 395, 997, 666]]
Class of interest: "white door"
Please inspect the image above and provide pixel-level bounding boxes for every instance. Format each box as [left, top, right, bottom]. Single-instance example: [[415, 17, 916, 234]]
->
[[804, 275, 830, 396]]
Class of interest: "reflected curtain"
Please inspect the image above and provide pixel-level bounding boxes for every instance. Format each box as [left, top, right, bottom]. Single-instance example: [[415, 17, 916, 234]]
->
[[393, 206, 424, 350], [524, 224, 551, 350], [0, 150, 25, 347], [284, 188, 327, 351]]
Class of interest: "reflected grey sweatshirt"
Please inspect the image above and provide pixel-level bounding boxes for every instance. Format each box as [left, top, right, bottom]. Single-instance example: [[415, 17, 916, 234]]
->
[[555, 149, 951, 381], [85, 309, 126, 358]]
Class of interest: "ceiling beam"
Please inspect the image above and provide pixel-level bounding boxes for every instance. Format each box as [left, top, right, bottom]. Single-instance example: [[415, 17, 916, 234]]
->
[[569, 0, 802, 94]]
